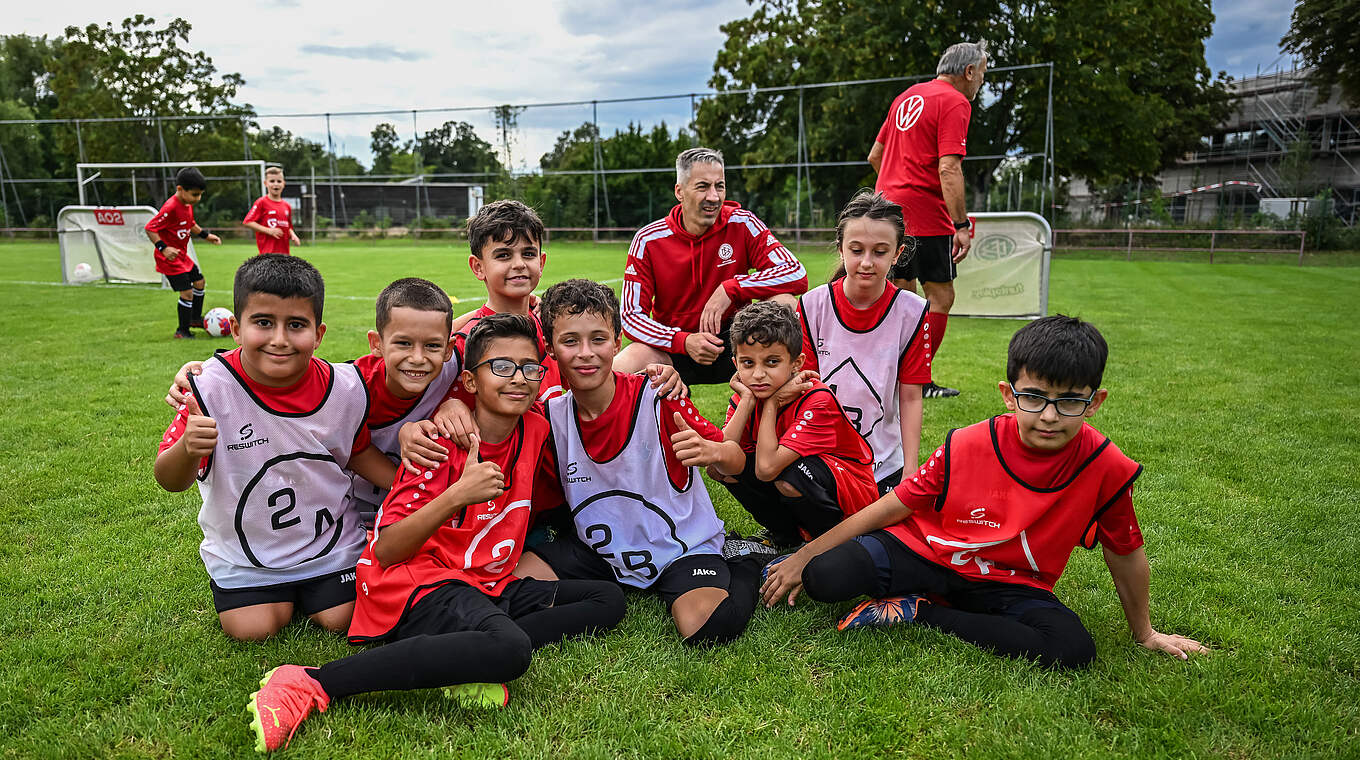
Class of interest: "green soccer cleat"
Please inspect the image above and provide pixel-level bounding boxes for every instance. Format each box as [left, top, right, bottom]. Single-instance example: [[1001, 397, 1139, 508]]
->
[[444, 682, 510, 709], [246, 665, 329, 752]]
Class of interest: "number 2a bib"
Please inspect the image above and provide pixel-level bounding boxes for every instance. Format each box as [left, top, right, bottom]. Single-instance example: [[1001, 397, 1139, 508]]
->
[[799, 281, 927, 480], [546, 382, 725, 589], [188, 355, 369, 589]]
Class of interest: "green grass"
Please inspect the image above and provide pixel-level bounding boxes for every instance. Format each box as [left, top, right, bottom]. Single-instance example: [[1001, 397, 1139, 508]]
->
[[1, 239, 1358, 758]]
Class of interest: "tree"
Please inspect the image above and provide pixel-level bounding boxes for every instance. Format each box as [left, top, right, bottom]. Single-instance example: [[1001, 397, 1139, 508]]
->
[[697, 0, 1229, 221], [1282, 0, 1360, 106], [419, 121, 502, 177], [370, 123, 400, 176]]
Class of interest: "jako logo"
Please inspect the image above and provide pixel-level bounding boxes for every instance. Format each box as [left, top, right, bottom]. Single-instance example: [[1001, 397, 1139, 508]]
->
[[895, 95, 925, 131], [692, 568, 718, 576], [718, 243, 735, 262]]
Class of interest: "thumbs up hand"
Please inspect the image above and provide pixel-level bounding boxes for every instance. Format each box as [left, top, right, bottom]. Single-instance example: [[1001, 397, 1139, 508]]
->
[[670, 410, 714, 468], [454, 434, 505, 505], [179, 392, 217, 458]]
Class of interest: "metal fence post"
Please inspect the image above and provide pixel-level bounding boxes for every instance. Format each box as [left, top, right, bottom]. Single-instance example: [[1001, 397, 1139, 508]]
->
[[1298, 229, 1306, 265], [1126, 229, 1133, 261], [1209, 230, 1215, 264]]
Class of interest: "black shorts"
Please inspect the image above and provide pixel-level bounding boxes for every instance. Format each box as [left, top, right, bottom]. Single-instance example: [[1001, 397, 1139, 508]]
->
[[166, 265, 204, 291], [668, 326, 735, 386], [393, 578, 558, 639], [529, 536, 731, 610], [889, 235, 955, 284], [209, 567, 357, 615], [876, 467, 903, 496]]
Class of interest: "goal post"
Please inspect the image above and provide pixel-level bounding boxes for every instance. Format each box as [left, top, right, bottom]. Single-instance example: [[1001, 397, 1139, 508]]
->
[[951, 211, 1052, 319], [75, 160, 266, 205]]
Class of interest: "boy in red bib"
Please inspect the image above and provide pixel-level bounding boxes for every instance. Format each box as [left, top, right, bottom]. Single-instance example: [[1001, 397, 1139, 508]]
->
[[244, 315, 624, 752], [760, 316, 1207, 668], [242, 167, 301, 255], [713, 301, 879, 549]]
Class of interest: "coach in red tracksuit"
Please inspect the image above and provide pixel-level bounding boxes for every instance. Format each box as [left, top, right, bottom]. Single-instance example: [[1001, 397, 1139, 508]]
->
[[615, 147, 809, 385]]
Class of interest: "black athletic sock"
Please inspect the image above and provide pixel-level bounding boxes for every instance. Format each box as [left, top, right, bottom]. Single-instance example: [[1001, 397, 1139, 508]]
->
[[176, 298, 193, 332], [191, 288, 205, 323]]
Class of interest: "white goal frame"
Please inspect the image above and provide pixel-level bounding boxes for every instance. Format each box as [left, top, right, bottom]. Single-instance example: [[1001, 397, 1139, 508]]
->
[[76, 160, 266, 205]]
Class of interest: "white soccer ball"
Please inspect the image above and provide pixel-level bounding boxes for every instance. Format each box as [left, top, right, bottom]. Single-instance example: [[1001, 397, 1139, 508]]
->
[[203, 307, 234, 337], [71, 262, 95, 282]]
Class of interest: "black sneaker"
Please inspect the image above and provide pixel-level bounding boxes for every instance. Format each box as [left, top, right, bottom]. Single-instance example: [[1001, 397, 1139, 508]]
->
[[721, 534, 781, 562], [173, 328, 195, 340], [922, 382, 959, 398]]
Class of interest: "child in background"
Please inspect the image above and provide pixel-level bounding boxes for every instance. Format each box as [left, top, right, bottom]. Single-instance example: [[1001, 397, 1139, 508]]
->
[[245, 314, 624, 752], [761, 315, 1208, 669], [145, 166, 222, 339], [154, 254, 396, 641], [242, 166, 301, 255], [800, 191, 931, 493], [712, 301, 879, 551]]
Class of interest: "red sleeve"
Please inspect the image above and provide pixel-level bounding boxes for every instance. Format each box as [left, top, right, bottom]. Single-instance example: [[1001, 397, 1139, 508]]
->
[[243, 198, 265, 225], [145, 200, 175, 233], [799, 310, 819, 373], [532, 434, 565, 513], [777, 394, 839, 458], [1095, 486, 1144, 555], [660, 396, 722, 443], [937, 99, 971, 157], [351, 425, 373, 459], [891, 442, 947, 511], [897, 327, 932, 384], [376, 453, 457, 531], [725, 213, 808, 302], [622, 234, 688, 353]]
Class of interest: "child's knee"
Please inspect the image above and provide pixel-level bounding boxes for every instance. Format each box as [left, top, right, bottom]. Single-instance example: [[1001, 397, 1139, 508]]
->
[[803, 541, 877, 602], [219, 604, 293, 641], [307, 601, 355, 633], [477, 619, 534, 681], [671, 587, 728, 640], [681, 595, 751, 647]]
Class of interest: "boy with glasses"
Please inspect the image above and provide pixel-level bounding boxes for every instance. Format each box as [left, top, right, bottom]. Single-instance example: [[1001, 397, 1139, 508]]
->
[[759, 315, 1207, 669]]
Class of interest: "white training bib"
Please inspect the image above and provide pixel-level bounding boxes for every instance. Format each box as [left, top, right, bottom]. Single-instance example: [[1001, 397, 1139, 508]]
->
[[350, 358, 461, 514], [189, 355, 369, 588], [546, 382, 725, 588], [800, 282, 927, 479]]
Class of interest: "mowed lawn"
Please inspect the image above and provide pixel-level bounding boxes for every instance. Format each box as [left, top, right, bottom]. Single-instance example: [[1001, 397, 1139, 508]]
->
[[1, 238, 1357, 759]]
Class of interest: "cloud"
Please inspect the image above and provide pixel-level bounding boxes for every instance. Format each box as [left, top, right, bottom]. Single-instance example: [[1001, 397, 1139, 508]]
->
[[299, 43, 429, 62], [1204, 0, 1295, 77]]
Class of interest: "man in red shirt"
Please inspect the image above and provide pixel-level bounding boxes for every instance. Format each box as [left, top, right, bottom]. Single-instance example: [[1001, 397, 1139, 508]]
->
[[242, 167, 301, 255], [869, 41, 988, 398], [145, 166, 222, 339], [616, 147, 808, 385]]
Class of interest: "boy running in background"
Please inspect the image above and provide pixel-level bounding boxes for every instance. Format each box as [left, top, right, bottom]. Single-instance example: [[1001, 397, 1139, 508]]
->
[[245, 315, 624, 752], [154, 254, 396, 641], [145, 166, 222, 339], [712, 301, 878, 551], [761, 316, 1208, 669], [242, 166, 301, 255]]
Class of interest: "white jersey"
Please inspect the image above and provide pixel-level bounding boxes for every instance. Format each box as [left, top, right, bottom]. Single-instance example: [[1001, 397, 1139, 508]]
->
[[188, 355, 370, 588], [350, 358, 461, 514], [546, 382, 725, 589], [800, 282, 927, 479]]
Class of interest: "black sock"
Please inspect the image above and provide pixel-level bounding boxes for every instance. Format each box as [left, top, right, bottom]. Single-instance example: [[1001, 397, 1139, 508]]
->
[[177, 298, 193, 332], [191, 288, 205, 324]]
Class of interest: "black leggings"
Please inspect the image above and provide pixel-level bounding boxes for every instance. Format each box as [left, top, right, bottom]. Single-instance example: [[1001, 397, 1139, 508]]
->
[[722, 455, 845, 547], [802, 533, 1097, 670], [311, 579, 624, 699]]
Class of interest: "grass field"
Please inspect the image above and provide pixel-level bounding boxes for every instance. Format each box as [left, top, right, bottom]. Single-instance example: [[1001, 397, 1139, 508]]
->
[[2, 239, 1358, 759]]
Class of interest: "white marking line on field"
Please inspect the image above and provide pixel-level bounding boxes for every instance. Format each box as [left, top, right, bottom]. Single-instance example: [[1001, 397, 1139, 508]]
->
[[0, 277, 624, 302]]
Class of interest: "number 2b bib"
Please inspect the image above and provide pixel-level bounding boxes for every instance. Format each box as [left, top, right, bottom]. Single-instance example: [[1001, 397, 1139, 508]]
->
[[188, 356, 369, 589]]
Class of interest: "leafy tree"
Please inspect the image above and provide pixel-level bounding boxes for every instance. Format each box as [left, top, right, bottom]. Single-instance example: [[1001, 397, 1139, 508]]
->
[[419, 121, 502, 176], [370, 123, 400, 175], [697, 0, 1229, 220], [1282, 0, 1360, 106]]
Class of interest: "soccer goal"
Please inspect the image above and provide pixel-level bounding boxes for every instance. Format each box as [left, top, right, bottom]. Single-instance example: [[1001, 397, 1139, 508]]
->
[[951, 211, 1052, 319], [75, 160, 266, 205]]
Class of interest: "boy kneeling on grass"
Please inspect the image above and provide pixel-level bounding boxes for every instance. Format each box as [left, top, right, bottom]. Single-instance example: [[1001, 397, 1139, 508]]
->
[[246, 314, 625, 752], [760, 315, 1208, 669]]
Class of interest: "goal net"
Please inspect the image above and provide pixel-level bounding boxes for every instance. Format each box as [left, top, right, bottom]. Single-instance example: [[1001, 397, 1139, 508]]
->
[[58, 205, 198, 285], [951, 212, 1052, 319]]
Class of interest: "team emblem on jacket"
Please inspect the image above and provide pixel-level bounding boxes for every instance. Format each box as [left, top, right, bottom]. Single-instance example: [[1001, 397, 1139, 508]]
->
[[718, 243, 735, 262]]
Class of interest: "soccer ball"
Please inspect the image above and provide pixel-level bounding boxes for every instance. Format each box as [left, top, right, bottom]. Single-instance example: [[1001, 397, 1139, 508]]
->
[[203, 307, 234, 337], [71, 262, 96, 282]]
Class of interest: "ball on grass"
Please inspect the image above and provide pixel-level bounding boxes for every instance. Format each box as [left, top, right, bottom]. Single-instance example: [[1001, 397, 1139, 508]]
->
[[203, 307, 234, 338]]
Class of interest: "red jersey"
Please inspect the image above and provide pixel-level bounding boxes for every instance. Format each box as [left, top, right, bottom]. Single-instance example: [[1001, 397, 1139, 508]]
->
[[242, 196, 294, 254], [799, 279, 931, 385], [144, 194, 197, 276], [452, 305, 563, 402], [888, 415, 1143, 592], [573, 372, 723, 490], [160, 349, 372, 463], [348, 411, 558, 642], [874, 79, 972, 236], [623, 201, 808, 353], [726, 382, 878, 516]]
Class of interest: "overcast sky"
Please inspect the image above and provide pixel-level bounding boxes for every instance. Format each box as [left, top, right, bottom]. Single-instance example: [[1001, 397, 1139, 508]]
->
[[10, 0, 1296, 171]]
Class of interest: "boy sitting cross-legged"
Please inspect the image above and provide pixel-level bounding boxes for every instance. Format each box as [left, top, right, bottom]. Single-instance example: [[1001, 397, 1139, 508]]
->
[[245, 314, 626, 752], [712, 301, 880, 551], [760, 315, 1208, 669], [154, 254, 397, 641]]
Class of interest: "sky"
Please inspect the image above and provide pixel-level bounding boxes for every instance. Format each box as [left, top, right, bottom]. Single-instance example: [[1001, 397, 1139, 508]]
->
[[10, 0, 1298, 172]]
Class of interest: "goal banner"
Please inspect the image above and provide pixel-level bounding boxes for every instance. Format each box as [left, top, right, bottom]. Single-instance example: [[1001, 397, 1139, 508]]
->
[[58, 205, 198, 286], [950, 212, 1051, 319]]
